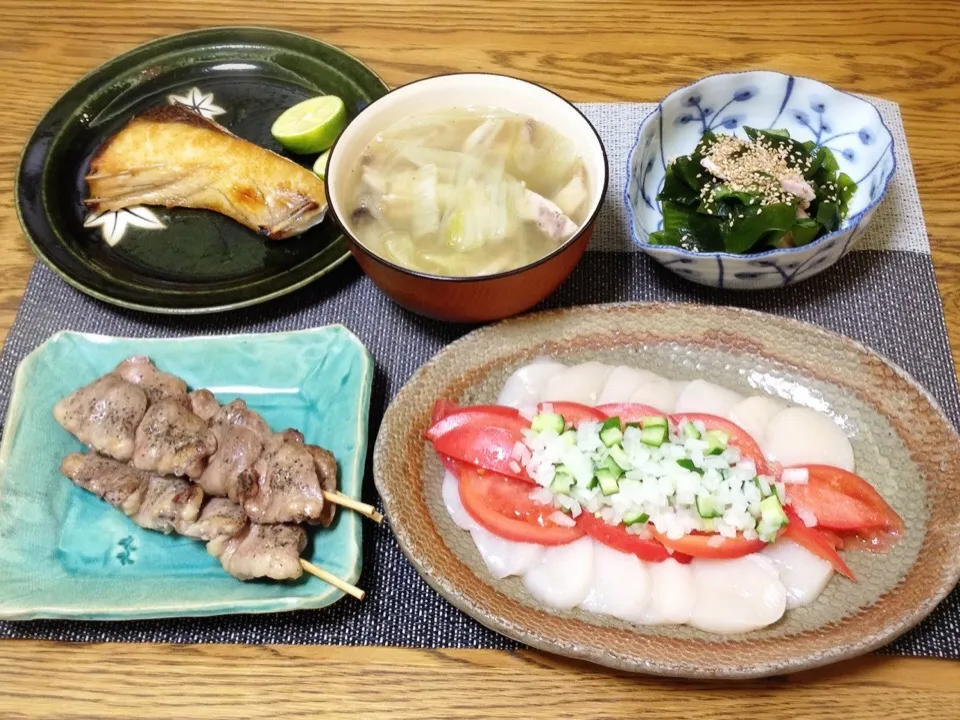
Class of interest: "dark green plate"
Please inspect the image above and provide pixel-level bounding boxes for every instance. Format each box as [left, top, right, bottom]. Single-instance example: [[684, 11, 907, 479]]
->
[[16, 27, 388, 314]]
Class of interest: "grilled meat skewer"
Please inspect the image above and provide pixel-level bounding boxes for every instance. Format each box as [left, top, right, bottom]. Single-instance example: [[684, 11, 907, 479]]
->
[[133, 396, 218, 479], [61, 452, 306, 582], [53, 375, 148, 462], [55, 358, 365, 527], [184, 396, 341, 527], [113, 355, 187, 405]]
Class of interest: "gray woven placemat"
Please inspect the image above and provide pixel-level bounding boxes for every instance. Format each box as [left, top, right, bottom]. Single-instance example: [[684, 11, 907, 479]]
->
[[0, 102, 957, 658]]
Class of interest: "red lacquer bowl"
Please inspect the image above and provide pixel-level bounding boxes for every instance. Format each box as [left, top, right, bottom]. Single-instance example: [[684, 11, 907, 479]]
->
[[325, 73, 608, 323]]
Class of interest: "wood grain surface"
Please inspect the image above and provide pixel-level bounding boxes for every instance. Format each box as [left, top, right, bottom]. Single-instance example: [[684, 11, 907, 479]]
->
[[1, 0, 959, 717]]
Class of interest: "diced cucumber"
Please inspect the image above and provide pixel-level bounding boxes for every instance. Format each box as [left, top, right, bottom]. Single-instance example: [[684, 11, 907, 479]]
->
[[705, 429, 729, 455], [608, 444, 630, 470], [596, 469, 620, 496], [757, 495, 788, 541], [639, 425, 668, 447], [760, 495, 788, 526], [682, 421, 701, 440], [623, 510, 649, 526], [696, 494, 724, 519], [549, 471, 575, 495], [642, 415, 668, 429], [559, 430, 578, 446], [598, 455, 624, 479], [676, 458, 704, 475], [531, 412, 564, 434], [600, 417, 624, 447], [753, 476, 773, 498]]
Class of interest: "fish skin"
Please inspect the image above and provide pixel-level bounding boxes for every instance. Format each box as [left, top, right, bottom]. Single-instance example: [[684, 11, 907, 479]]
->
[[85, 104, 328, 240]]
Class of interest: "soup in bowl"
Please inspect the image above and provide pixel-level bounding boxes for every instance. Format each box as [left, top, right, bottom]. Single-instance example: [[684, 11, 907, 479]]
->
[[325, 73, 608, 322]]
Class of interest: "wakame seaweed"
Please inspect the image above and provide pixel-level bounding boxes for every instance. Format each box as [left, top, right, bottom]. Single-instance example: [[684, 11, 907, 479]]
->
[[648, 127, 857, 254]]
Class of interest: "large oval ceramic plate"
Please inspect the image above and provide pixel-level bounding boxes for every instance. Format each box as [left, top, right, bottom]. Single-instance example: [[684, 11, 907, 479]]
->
[[374, 303, 960, 679], [16, 27, 387, 314]]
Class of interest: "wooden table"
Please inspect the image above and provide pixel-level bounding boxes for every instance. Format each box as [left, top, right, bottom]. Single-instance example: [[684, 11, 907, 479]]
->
[[1, 1, 958, 717]]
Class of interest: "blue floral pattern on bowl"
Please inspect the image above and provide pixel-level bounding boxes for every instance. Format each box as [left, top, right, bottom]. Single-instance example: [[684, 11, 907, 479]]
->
[[625, 71, 896, 289]]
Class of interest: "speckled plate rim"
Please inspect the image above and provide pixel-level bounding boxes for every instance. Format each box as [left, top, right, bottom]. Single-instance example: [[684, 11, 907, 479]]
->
[[374, 302, 960, 679], [14, 26, 389, 315], [0, 324, 373, 620]]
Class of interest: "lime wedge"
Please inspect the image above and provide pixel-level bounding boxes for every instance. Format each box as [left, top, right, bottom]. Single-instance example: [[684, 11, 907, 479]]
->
[[271, 96, 347, 155], [313, 149, 332, 180]]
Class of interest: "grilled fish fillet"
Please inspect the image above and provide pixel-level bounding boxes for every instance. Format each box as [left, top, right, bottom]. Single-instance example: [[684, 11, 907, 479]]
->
[[85, 104, 328, 240]]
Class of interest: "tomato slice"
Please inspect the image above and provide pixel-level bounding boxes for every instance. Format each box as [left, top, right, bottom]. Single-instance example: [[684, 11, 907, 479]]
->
[[576, 511, 689, 563], [457, 467, 584, 545], [786, 465, 904, 533], [649, 527, 767, 559], [833, 528, 901, 553], [431, 425, 531, 482], [436, 453, 466, 476], [781, 507, 856, 580], [595, 403, 667, 424], [538, 401, 606, 427], [425, 405, 523, 441], [817, 527, 844, 550], [670, 413, 772, 476], [430, 399, 460, 426]]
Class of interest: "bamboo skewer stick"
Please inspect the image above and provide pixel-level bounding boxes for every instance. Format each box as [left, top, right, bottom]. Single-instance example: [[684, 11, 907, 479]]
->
[[322, 490, 384, 524], [300, 559, 366, 600]]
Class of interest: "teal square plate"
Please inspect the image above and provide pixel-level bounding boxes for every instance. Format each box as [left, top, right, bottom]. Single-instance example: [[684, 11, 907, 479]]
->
[[0, 325, 372, 620]]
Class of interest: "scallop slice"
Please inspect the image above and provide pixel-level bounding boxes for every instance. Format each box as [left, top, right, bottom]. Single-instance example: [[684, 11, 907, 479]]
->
[[763, 407, 855, 472], [762, 538, 834, 609], [639, 558, 697, 624], [727, 396, 787, 445], [675, 379, 744, 417], [541, 362, 612, 406], [629, 376, 678, 413], [597, 366, 659, 405], [688, 555, 787, 633], [497, 358, 568, 409], [441, 471, 480, 531], [671, 380, 690, 398], [522, 537, 595, 610], [580, 543, 652, 623], [470, 526, 545, 579]]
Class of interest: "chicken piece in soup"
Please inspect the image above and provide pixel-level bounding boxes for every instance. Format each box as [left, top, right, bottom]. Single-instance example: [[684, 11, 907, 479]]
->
[[345, 107, 590, 276]]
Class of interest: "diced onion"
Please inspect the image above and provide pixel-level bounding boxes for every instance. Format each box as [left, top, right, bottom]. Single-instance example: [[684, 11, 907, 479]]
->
[[518, 404, 538, 422], [529, 487, 554, 505], [797, 509, 818, 527], [548, 511, 577, 528], [520, 405, 798, 544], [510, 441, 525, 462], [781, 468, 810, 485], [707, 535, 726, 548], [774, 482, 786, 504]]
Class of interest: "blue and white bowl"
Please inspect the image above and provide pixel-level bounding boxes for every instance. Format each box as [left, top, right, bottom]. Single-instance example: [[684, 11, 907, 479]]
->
[[625, 71, 895, 289]]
